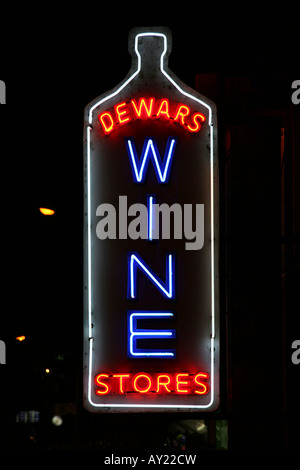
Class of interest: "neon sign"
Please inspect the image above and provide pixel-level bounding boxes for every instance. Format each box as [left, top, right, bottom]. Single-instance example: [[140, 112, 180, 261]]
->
[[98, 97, 206, 134], [84, 27, 219, 412]]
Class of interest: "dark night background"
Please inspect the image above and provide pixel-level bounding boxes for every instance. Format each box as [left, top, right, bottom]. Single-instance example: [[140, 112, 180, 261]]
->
[[0, 6, 299, 457]]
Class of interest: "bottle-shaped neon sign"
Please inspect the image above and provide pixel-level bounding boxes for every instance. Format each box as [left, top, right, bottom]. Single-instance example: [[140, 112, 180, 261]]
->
[[84, 27, 219, 412]]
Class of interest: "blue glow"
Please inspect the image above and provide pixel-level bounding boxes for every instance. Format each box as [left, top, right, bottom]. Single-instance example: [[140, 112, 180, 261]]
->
[[128, 311, 176, 357], [128, 252, 175, 299], [147, 194, 156, 241], [125, 137, 177, 183]]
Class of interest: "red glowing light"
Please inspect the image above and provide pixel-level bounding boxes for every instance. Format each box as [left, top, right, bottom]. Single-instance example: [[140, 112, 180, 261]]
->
[[97, 97, 206, 135], [115, 102, 131, 125], [156, 373, 172, 393], [95, 373, 110, 395], [94, 371, 209, 396], [133, 373, 153, 393], [131, 97, 155, 118], [174, 105, 190, 126], [194, 372, 210, 395], [156, 98, 170, 119], [99, 112, 114, 134], [175, 373, 190, 394], [187, 113, 206, 132], [112, 373, 130, 394]]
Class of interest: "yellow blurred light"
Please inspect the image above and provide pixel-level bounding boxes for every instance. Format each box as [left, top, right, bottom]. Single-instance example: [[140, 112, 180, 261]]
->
[[39, 207, 55, 216], [45, 368, 50, 374], [16, 335, 26, 342]]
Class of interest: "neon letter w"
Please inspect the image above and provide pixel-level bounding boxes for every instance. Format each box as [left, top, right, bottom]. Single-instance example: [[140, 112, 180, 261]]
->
[[125, 137, 177, 183]]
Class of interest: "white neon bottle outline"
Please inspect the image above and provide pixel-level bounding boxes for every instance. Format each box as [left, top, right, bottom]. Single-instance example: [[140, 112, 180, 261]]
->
[[86, 31, 216, 410]]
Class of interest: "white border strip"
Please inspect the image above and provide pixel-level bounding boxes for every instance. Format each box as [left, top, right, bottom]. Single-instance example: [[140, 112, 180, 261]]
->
[[86, 32, 216, 410]]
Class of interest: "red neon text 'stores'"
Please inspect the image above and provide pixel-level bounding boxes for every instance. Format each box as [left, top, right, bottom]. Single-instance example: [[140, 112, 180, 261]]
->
[[94, 371, 210, 396]]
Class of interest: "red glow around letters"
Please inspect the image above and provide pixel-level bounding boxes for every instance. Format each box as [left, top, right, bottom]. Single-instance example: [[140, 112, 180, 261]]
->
[[98, 97, 206, 135], [187, 113, 206, 132], [95, 374, 111, 395], [194, 372, 210, 395], [156, 99, 170, 119], [94, 371, 210, 396], [156, 374, 172, 393], [133, 373, 153, 393], [131, 97, 155, 117], [112, 374, 130, 394], [174, 105, 190, 125], [115, 102, 131, 124], [99, 112, 114, 134], [175, 373, 190, 394]]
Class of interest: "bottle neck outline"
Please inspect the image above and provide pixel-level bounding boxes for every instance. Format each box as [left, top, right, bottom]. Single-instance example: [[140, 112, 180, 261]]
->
[[133, 32, 168, 76], [88, 30, 212, 126], [88, 31, 169, 124]]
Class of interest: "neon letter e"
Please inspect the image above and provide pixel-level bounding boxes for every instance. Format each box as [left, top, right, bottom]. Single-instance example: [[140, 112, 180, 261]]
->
[[128, 311, 176, 358]]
